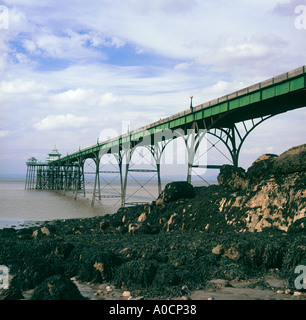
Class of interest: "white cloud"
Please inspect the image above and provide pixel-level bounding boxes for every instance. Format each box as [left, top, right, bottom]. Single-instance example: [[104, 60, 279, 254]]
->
[[124, 0, 196, 13], [0, 130, 13, 138], [22, 30, 107, 61], [33, 114, 90, 131], [53, 88, 95, 103]]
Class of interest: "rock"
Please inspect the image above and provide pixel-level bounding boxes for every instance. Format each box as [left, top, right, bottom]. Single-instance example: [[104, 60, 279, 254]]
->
[[100, 220, 110, 231], [156, 181, 195, 206], [106, 286, 113, 292], [137, 212, 147, 222], [287, 217, 306, 234], [41, 227, 51, 236], [32, 230, 39, 238], [212, 245, 224, 255], [128, 223, 141, 234], [0, 286, 24, 300], [54, 242, 74, 258], [114, 259, 157, 290], [273, 144, 306, 174], [166, 213, 178, 232], [122, 291, 131, 298], [77, 249, 119, 283], [32, 227, 52, 238], [31, 275, 85, 300], [208, 279, 230, 288], [128, 222, 153, 235], [285, 289, 291, 295], [93, 262, 105, 279], [247, 154, 278, 181], [217, 165, 249, 191], [247, 144, 306, 178]]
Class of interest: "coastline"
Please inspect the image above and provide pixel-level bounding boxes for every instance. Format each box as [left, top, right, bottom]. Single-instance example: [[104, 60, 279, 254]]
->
[[0, 144, 305, 300]]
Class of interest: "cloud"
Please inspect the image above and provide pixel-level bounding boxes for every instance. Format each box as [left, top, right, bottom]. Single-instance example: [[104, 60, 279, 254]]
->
[[0, 130, 13, 138], [33, 114, 90, 131], [125, 0, 196, 13], [272, 0, 301, 16], [22, 30, 108, 61], [199, 34, 288, 73]]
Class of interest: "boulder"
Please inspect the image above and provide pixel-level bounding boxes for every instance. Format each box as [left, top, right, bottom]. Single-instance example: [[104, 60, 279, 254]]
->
[[31, 275, 85, 300], [99, 220, 110, 231], [156, 181, 195, 206], [217, 165, 248, 191], [247, 154, 278, 181], [54, 242, 74, 258], [273, 144, 306, 174]]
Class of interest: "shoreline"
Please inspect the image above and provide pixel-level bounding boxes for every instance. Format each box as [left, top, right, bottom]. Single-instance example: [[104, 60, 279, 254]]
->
[[0, 215, 305, 301], [0, 220, 43, 230], [0, 144, 305, 300]]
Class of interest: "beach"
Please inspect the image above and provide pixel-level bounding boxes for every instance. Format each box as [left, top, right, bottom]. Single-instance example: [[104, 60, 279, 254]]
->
[[0, 145, 305, 300]]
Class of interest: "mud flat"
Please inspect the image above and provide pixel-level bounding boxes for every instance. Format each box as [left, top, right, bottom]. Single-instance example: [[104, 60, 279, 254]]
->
[[0, 144, 305, 300]]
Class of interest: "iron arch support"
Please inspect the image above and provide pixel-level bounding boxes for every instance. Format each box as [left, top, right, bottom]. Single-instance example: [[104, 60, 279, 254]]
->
[[207, 115, 273, 167]]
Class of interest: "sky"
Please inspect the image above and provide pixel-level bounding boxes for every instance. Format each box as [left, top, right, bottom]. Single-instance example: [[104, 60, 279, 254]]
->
[[0, 0, 306, 178]]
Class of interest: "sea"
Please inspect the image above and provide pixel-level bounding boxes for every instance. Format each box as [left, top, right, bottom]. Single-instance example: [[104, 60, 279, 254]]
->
[[0, 178, 207, 230]]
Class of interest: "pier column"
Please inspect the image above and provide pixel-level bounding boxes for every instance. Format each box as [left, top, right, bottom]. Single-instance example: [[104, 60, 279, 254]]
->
[[74, 157, 84, 200], [91, 154, 101, 207], [120, 146, 131, 207], [185, 122, 207, 184]]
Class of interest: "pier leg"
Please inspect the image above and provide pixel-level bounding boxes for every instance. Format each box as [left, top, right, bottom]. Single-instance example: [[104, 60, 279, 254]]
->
[[91, 157, 100, 207], [185, 122, 207, 184]]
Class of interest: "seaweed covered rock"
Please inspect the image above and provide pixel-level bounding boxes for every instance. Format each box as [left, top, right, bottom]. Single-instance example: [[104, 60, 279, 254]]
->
[[156, 181, 195, 206], [273, 144, 306, 174], [114, 259, 157, 290], [31, 275, 85, 300], [247, 154, 278, 182], [247, 144, 306, 179], [77, 247, 120, 283], [217, 165, 248, 191], [0, 286, 24, 300], [287, 217, 306, 234]]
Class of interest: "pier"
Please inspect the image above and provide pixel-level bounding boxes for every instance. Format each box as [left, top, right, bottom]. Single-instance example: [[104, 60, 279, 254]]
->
[[25, 65, 306, 207]]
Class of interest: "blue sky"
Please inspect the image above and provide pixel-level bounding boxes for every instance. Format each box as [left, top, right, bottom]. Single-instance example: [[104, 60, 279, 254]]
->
[[0, 0, 306, 177]]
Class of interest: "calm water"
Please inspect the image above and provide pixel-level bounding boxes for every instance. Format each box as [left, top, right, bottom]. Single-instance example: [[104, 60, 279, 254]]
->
[[0, 178, 208, 229], [0, 178, 118, 229], [0, 178, 162, 229]]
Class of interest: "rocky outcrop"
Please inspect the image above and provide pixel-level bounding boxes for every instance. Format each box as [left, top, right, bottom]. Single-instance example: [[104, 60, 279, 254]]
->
[[218, 144, 306, 232], [31, 275, 85, 300], [217, 165, 249, 191], [273, 144, 306, 174], [0, 144, 305, 300], [156, 181, 195, 205]]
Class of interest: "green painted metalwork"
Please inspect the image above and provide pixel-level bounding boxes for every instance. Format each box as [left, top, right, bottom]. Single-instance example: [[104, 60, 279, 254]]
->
[[50, 65, 306, 165]]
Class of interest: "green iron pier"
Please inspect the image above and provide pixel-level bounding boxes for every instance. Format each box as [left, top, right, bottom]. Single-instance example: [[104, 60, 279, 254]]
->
[[25, 65, 306, 207]]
